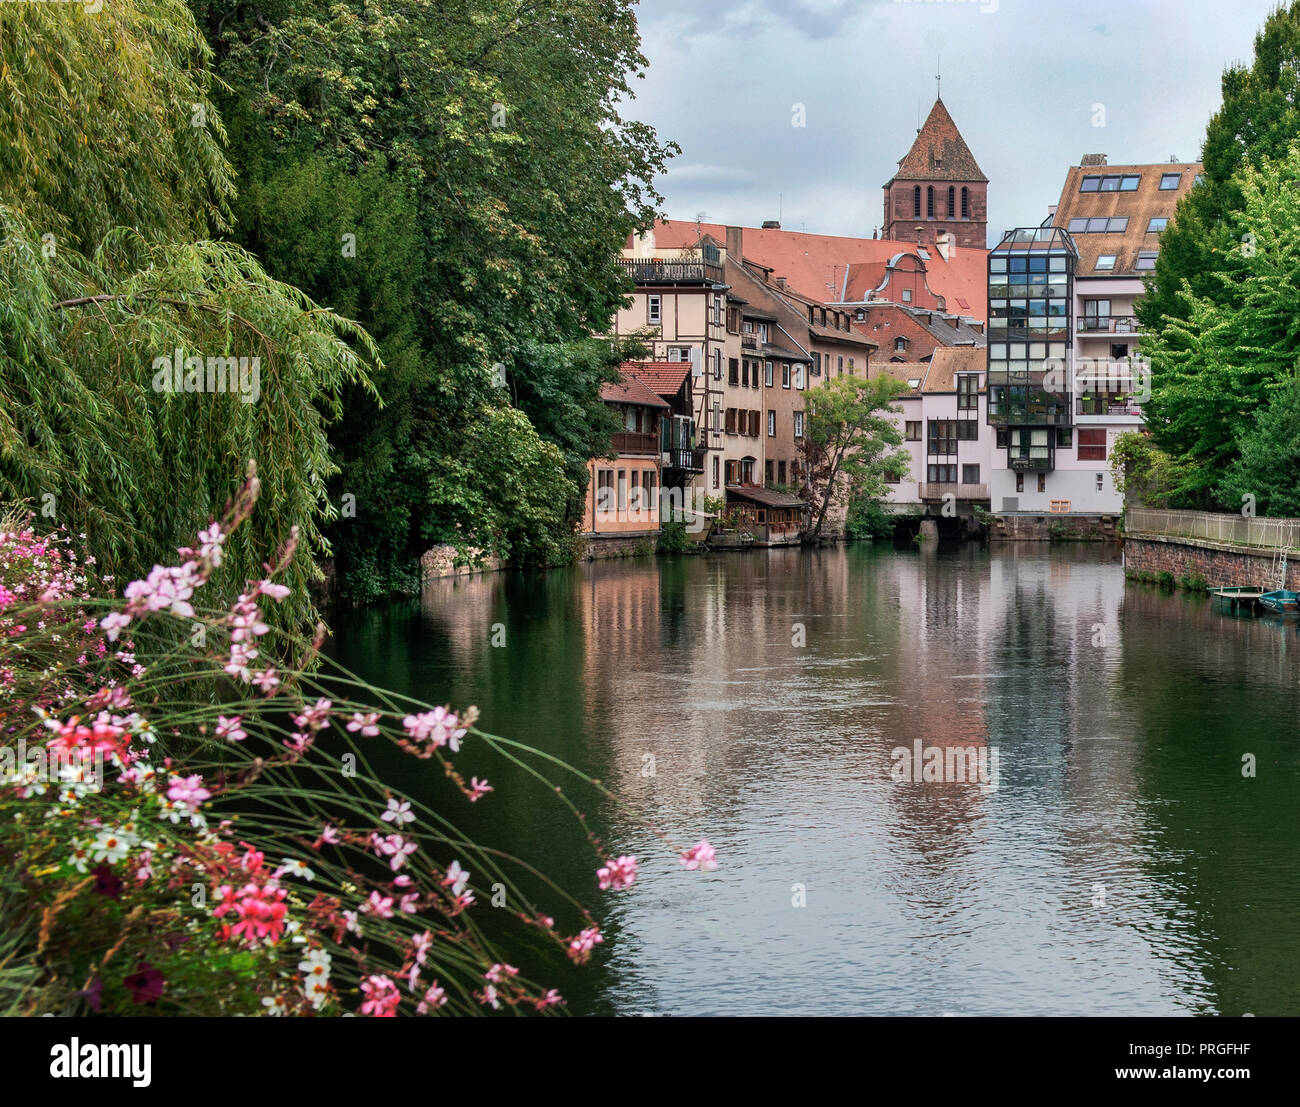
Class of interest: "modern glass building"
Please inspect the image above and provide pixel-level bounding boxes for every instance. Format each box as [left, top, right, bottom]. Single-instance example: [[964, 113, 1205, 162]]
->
[[986, 227, 1077, 473]]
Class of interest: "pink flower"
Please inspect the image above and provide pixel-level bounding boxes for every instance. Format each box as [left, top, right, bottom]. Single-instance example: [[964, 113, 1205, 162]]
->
[[166, 774, 210, 813], [197, 523, 225, 566], [381, 798, 414, 825], [359, 975, 401, 1017], [468, 777, 493, 803], [361, 891, 395, 918], [416, 983, 447, 1014], [215, 715, 246, 743], [252, 668, 280, 693], [485, 963, 519, 984], [212, 881, 288, 947], [568, 926, 603, 965], [293, 698, 332, 732], [401, 706, 465, 751], [99, 612, 131, 641], [372, 833, 417, 872], [534, 989, 564, 1011], [597, 854, 637, 892], [256, 580, 291, 603], [680, 840, 718, 871], [347, 712, 380, 737]]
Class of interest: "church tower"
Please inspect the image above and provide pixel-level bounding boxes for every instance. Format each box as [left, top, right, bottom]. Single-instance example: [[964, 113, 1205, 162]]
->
[[882, 98, 987, 249]]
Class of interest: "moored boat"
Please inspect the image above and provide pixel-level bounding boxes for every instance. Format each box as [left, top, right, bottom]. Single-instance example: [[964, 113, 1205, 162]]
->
[[1259, 589, 1300, 614]]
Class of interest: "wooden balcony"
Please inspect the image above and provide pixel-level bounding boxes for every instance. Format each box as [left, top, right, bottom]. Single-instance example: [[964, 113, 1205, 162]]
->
[[610, 431, 659, 455], [617, 257, 725, 285], [920, 483, 990, 501]]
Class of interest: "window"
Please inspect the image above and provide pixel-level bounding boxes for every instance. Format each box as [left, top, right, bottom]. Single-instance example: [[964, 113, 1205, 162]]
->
[[767, 410, 776, 437], [1134, 251, 1158, 271], [713, 455, 720, 488], [617, 468, 628, 512], [647, 295, 661, 324], [1148, 217, 1168, 232], [1096, 472, 1105, 491], [837, 356, 845, 376], [901, 289, 912, 303], [1015, 473, 1024, 493], [996, 428, 1009, 448], [1067, 218, 1088, 233], [750, 410, 760, 436], [712, 402, 721, 431], [628, 469, 642, 512], [1080, 176, 1102, 192], [759, 324, 769, 342], [1120, 175, 1140, 191], [961, 186, 969, 218], [956, 419, 978, 441], [947, 187, 955, 218], [962, 464, 980, 484], [727, 307, 741, 333], [927, 464, 957, 483], [913, 186, 921, 218], [847, 358, 855, 376], [729, 358, 740, 385], [643, 469, 657, 513], [855, 309, 865, 321], [713, 350, 722, 379], [795, 364, 805, 390], [778, 461, 787, 484], [765, 460, 773, 483], [794, 411, 804, 438], [713, 294, 724, 326], [668, 346, 690, 361], [1078, 429, 1107, 460], [927, 186, 934, 218], [742, 360, 750, 387], [1159, 173, 1181, 190], [1080, 174, 1140, 193], [725, 459, 738, 485], [1084, 299, 1111, 326], [782, 362, 791, 388], [905, 421, 921, 441], [1095, 255, 1116, 271], [1056, 427, 1073, 448], [725, 408, 737, 434], [765, 361, 774, 387], [1070, 217, 1127, 233], [957, 376, 978, 410], [894, 336, 907, 353], [928, 419, 957, 455], [1037, 473, 1046, 493], [596, 468, 614, 513]]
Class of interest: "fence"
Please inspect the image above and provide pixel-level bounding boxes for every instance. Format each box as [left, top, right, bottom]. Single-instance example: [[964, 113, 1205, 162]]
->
[[1126, 509, 1300, 551]]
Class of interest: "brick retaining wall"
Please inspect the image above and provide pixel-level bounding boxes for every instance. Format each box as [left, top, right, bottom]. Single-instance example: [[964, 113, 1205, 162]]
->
[[1122, 533, 1297, 589], [992, 514, 1120, 542]]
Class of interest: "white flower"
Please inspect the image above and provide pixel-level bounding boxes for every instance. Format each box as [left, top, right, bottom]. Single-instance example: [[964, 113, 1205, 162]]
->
[[381, 798, 415, 826], [445, 860, 469, 896], [89, 828, 134, 864], [277, 857, 315, 881], [262, 994, 289, 1016]]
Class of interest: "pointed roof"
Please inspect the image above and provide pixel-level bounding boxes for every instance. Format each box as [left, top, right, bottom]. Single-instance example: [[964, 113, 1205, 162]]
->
[[887, 99, 987, 184]]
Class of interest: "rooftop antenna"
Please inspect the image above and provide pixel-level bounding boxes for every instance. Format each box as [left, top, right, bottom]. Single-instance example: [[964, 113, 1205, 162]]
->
[[936, 54, 941, 100]]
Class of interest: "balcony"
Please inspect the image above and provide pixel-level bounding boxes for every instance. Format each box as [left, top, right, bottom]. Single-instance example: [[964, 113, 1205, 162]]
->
[[1075, 398, 1143, 418], [610, 431, 659, 455], [920, 483, 990, 501], [1079, 315, 1140, 334], [741, 334, 759, 350], [618, 257, 725, 285], [664, 446, 706, 473], [1007, 454, 1055, 473]]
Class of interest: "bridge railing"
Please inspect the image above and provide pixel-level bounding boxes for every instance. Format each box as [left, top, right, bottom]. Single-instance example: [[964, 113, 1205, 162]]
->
[[1126, 508, 1300, 551]]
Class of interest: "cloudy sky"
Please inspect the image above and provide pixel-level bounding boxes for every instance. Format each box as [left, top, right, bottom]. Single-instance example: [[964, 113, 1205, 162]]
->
[[624, 0, 1282, 245]]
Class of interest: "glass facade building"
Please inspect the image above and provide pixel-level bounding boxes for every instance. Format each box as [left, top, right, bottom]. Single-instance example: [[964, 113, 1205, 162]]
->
[[986, 227, 1077, 472]]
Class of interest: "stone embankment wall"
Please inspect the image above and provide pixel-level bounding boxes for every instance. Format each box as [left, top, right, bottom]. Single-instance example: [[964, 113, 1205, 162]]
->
[[420, 544, 502, 581], [1122, 533, 1297, 589], [991, 514, 1120, 541]]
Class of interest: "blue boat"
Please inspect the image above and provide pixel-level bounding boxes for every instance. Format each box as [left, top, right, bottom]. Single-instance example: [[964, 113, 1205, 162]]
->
[[1259, 589, 1300, 614]]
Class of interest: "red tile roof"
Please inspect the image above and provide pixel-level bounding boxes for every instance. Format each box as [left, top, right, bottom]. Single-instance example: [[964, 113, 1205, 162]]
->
[[603, 369, 670, 409], [651, 219, 988, 321], [622, 360, 692, 397]]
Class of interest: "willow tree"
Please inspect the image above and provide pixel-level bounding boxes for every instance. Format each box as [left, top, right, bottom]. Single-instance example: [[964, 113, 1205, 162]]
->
[[0, 3, 378, 624]]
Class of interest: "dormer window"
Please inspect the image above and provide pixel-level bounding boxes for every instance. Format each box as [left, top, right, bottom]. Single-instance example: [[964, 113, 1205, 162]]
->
[[894, 337, 908, 352]]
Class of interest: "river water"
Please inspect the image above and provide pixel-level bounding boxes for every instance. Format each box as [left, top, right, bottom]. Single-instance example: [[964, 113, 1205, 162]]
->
[[328, 543, 1300, 1016]]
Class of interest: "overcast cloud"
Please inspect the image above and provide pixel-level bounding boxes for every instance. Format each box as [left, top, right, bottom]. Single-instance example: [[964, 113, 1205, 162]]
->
[[624, 0, 1280, 245]]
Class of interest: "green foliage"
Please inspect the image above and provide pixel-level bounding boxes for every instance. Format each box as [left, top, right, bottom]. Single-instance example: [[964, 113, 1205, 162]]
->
[[1158, 570, 1177, 590], [656, 520, 691, 554], [0, 5, 379, 627], [1216, 375, 1300, 516], [1140, 145, 1300, 505], [846, 497, 902, 541], [1109, 432, 1191, 507], [799, 375, 910, 538], [193, 0, 678, 595], [1139, 1, 1300, 332], [1180, 569, 1209, 591]]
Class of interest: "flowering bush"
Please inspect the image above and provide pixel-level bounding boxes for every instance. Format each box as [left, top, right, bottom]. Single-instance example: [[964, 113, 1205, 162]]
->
[[0, 470, 717, 1016]]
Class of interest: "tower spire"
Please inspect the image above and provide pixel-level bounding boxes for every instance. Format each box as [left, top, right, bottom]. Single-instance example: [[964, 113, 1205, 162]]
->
[[936, 55, 941, 101]]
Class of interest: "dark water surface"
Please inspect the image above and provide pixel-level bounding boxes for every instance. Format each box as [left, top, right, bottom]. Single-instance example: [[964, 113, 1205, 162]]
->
[[327, 543, 1300, 1016]]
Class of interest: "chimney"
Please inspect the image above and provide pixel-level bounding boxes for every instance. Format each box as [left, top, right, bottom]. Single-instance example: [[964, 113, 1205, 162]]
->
[[761, 220, 781, 230], [630, 228, 655, 257], [725, 225, 743, 261], [775, 276, 787, 290], [934, 231, 955, 262], [914, 224, 925, 247], [1080, 153, 1108, 167]]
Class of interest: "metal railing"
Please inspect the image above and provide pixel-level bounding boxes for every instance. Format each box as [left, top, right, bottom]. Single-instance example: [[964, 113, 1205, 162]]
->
[[1126, 509, 1300, 550], [617, 257, 725, 284], [1079, 316, 1140, 334]]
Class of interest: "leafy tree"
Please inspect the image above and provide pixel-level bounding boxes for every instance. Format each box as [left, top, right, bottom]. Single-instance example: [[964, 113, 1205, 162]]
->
[[1109, 432, 1190, 509], [1140, 145, 1300, 504], [1216, 375, 1300, 517], [191, 0, 678, 596], [798, 376, 911, 538], [0, 3, 379, 625], [1138, 0, 1300, 332]]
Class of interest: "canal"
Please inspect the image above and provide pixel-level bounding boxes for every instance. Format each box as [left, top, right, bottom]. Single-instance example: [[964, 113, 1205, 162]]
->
[[327, 543, 1300, 1016]]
